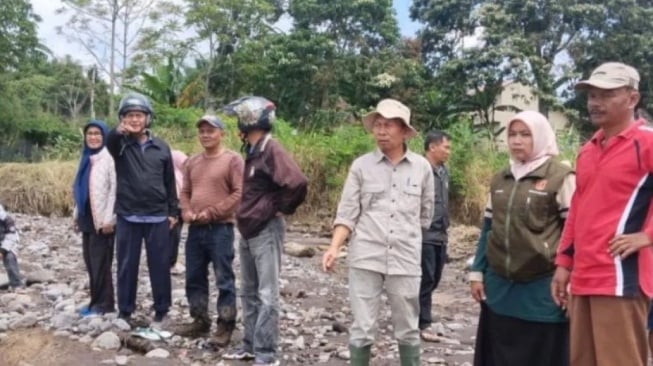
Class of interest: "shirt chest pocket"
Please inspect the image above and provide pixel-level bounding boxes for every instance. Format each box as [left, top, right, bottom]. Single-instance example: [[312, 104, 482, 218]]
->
[[361, 183, 385, 211], [401, 185, 422, 213]]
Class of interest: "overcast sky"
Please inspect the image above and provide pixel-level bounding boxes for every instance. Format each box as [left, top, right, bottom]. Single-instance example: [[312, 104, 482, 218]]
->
[[30, 0, 421, 67]]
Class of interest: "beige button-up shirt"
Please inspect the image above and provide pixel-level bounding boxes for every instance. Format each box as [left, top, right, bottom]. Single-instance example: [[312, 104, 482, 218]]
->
[[334, 149, 435, 276]]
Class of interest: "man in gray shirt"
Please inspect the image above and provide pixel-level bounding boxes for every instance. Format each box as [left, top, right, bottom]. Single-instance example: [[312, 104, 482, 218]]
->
[[322, 99, 435, 366], [419, 130, 451, 342]]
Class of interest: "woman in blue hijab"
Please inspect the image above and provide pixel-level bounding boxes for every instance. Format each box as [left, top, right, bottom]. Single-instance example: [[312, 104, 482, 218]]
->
[[73, 120, 117, 316]]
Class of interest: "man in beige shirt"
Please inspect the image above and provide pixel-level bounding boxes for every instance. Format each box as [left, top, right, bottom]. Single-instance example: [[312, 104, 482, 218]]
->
[[322, 99, 435, 366]]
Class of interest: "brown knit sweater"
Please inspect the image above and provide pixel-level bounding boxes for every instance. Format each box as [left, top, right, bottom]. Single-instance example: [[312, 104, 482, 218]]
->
[[180, 150, 244, 224]]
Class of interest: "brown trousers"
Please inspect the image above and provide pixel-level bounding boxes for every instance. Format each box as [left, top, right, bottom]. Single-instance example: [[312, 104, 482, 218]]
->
[[569, 293, 649, 366]]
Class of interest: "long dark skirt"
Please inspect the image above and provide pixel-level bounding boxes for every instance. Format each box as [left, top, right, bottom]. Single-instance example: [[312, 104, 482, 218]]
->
[[82, 231, 115, 313], [474, 303, 569, 366]]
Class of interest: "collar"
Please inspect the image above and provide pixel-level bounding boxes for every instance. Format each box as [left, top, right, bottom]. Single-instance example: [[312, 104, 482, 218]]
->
[[372, 147, 414, 164], [247, 133, 273, 156], [503, 159, 550, 179], [590, 119, 645, 146]]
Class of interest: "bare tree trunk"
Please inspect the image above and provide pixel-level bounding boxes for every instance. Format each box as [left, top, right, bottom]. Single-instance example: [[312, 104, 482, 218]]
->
[[109, 0, 118, 117], [121, 1, 130, 91], [90, 66, 96, 119], [204, 34, 215, 110]]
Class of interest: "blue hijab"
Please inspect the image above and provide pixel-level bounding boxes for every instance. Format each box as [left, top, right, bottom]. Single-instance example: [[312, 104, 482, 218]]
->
[[73, 120, 109, 217]]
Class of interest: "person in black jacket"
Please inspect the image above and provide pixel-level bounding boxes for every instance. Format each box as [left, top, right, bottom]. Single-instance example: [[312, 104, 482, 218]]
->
[[106, 93, 179, 326], [419, 130, 451, 342]]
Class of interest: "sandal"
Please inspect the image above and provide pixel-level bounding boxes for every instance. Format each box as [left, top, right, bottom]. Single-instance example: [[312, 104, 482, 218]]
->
[[420, 328, 441, 342]]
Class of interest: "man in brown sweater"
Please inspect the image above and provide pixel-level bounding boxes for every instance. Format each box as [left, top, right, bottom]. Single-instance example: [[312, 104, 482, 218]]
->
[[175, 115, 244, 346]]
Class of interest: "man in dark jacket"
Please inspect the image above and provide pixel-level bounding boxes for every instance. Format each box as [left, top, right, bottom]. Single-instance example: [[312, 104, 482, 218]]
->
[[106, 93, 179, 326], [419, 130, 451, 342], [221, 96, 307, 366]]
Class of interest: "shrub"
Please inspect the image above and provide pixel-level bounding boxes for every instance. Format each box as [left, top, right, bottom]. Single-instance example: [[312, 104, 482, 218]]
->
[[446, 118, 508, 225], [0, 107, 580, 229]]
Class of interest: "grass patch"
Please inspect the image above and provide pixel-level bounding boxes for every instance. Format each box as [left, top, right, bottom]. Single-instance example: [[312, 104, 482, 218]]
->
[[0, 161, 76, 216]]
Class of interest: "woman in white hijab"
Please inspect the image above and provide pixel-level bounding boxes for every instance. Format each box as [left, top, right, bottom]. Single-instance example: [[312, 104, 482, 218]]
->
[[468, 111, 576, 366]]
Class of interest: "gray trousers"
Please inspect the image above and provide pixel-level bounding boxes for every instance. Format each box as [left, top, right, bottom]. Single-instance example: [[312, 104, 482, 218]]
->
[[349, 267, 421, 347], [239, 217, 285, 363], [0, 248, 22, 288]]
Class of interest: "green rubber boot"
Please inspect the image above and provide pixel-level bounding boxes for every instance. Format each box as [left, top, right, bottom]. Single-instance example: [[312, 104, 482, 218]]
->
[[349, 344, 371, 366], [399, 344, 420, 366]]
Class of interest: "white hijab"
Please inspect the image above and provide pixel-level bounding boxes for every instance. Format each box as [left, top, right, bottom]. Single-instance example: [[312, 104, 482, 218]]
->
[[508, 111, 559, 181]]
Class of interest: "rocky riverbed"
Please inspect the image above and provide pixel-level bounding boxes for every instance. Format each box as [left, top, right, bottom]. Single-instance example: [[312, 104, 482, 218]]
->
[[0, 214, 482, 366]]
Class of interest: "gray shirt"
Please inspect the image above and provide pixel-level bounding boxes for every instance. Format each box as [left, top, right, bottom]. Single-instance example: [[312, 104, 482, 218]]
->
[[423, 164, 449, 245], [334, 149, 435, 276]]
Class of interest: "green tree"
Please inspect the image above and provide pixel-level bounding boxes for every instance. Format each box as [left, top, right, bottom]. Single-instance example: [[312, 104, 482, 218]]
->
[[290, 0, 399, 53], [566, 1, 653, 133], [0, 0, 45, 72], [411, 0, 604, 120], [183, 0, 280, 108]]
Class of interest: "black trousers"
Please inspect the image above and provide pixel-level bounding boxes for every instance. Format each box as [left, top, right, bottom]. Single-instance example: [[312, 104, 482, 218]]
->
[[169, 221, 183, 266], [115, 217, 171, 315], [418, 243, 447, 329], [82, 231, 115, 313]]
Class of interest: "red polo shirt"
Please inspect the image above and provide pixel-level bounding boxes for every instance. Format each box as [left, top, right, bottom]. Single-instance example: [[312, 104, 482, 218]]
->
[[556, 119, 653, 297]]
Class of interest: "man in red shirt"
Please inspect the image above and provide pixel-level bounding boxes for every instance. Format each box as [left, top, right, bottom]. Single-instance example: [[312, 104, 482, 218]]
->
[[551, 62, 653, 366]]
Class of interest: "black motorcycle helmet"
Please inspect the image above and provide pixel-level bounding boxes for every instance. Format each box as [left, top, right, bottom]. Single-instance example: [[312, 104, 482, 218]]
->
[[223, 96, 276, 133], [118, 92, 154, 127]]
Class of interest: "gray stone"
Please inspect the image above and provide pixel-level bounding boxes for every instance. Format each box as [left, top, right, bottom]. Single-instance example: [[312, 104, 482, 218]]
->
[[88, 317, 105, 330], [440, 336, 462, 345], [26, 241, 49, 255], [284, 242, 316, 258], [336, 347, 350, 360], [145, 348, 170, 358], [43, 284, 73, 301], [318, 353, 331, 363], [115, 355, 129, 365], [53, 330, 71, 337], [112, 318, 131, 331], [427, 356, 447, 364], [446, 322, 465, 331], [79, 334, 94, 344], [54, 298, 75, 311], [10, 313, 38, 329], [51, 312, 76, 330], [92, 331, 121, 350], [293, 335, 305, 350]]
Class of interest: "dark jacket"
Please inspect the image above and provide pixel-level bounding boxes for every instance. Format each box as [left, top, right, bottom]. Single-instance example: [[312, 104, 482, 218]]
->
[[237, 134, 307, 239], [0, 215, 16, 243], [423, 164, 449, 245], [106, 128, 179, 218], [487, 159, 572, 282]]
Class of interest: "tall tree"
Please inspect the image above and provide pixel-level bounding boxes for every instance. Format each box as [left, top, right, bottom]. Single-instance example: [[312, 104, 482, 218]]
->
[[411, 0, 604, 117], [56, 0, 159, 115], [183, 0, 281, 108], [290, 0, 399, 53], [566, 0, 653, 132], [0, 0, 44, 72]]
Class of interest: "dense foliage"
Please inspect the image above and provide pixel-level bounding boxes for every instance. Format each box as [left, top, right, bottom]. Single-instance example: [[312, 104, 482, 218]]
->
[[0, 0, 648, 221]]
